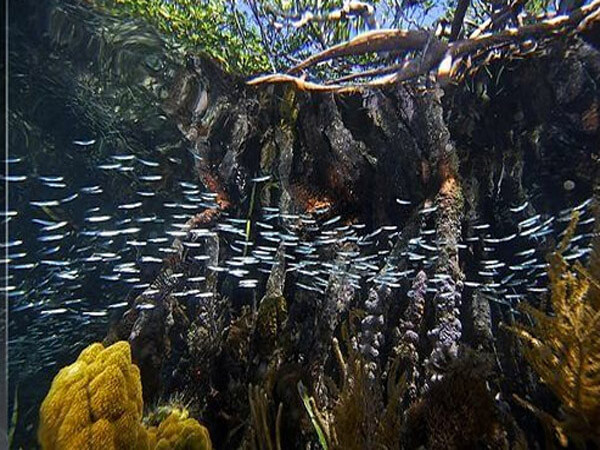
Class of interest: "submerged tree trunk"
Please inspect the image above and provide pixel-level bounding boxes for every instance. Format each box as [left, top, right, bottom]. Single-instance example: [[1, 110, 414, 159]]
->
[[101, 38, 600, 449]]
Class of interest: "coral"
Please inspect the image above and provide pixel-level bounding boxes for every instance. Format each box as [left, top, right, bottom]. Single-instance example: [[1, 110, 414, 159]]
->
[[38, 341, 148, 450], [506, 215, 600, 447], [146, 408, 212, 450]]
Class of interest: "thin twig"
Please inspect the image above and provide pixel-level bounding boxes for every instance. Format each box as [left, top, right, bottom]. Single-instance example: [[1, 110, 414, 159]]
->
[[450, 0, 471, 41], [248, 0, 277, 72]]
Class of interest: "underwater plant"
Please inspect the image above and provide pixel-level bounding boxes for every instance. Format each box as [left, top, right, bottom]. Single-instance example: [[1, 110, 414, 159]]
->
[[38, 341, 212, 450], [247, 384, 283, 450], [404, 349, 507, 450], [300, 335, 406, 450], [506, 215, 600, 447]]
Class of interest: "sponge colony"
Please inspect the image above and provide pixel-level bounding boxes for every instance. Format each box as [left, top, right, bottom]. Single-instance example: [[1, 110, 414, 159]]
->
[[38, 341, 148, 450], [147, 408, 212, 450]]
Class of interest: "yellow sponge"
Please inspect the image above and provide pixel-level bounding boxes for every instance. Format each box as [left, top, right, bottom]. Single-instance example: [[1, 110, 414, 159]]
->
[[38, 341, 148, 450], [146, 408, 212, 450]]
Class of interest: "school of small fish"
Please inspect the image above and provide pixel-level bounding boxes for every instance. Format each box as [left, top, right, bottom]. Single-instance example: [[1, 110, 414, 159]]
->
[[2, 142, 597, 378]]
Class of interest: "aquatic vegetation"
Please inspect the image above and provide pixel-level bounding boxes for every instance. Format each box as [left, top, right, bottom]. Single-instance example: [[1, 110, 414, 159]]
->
[[255, 294, 288, 359], [298, 382, 328, 450], [506, 216, 600, 447], [301, 336, 406, 450], [8, 386, 18, 448], [252, 245, 290, 368], [247, 384, 283, 450], [404, 350, 505, 450], [38, 341, 147, 449]]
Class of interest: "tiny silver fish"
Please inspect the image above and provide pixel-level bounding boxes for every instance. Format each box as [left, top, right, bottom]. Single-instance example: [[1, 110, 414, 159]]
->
[[30, 200, 60, 207], [3, 175, 27, 182], [139, 175, 163, 182], [118, 202, 142, 210], [86, 215, 111, 223], [97, 163, 121, 170], [61, 193, 79, 203], [251, 175, 272, 183], [137, 158, 160, 167], [73, 139, 96, 146], [509, 201, 528, 213], [37, 234, 66, 242]]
